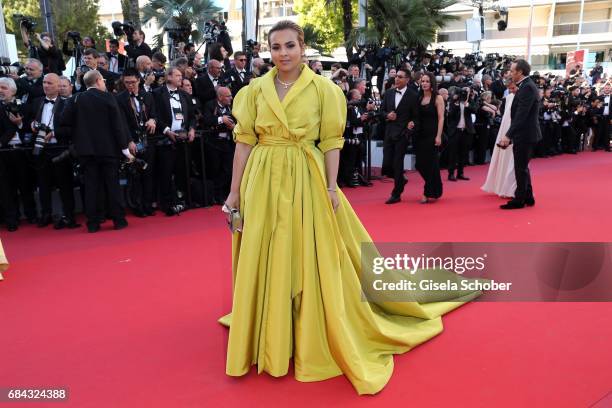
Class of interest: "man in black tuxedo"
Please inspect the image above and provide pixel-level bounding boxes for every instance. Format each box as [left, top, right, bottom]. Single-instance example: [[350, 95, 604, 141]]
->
[[152, 67, 196, 216], [0, 77, 38, 231], [115, 69, 158, 216], [225, 52, 252, 97], [446, 87, 478, 181], [381, 68, 420, 204], [202, 86, 235, 204], [498, 59, 542, 210], [26, 73, 79, 229], [107, 39, 128, 75], [58, 70, 135, 232], [16, 58, 45, 104], [195, 59, 223, 107]]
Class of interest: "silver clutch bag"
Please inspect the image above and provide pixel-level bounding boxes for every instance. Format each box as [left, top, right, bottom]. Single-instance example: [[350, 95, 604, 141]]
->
[[222, 203, 243, 233]]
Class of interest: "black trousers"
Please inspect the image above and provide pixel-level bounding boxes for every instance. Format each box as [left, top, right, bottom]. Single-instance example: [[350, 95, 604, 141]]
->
[[382, 131, 409, 197], [79, 156, 125, 226], [447, 129, 470, 175], [0, 148, 38, 224], [339, 139, 359, 185], [153, 144, 177, 211], [473, 124, 489, 165], [36, 149, 75, 218], [596, 115, 610, 150], [512, 142, 535, 203], [204, 137, 235, 201], [414, 138, 443, 199]]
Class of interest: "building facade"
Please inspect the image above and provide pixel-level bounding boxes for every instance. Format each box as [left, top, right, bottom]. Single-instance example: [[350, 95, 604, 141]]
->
[[433, 0, 612, 70]]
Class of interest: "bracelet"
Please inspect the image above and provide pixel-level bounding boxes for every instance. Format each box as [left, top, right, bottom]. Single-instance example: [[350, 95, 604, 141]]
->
[[327, 187, 337, 192]]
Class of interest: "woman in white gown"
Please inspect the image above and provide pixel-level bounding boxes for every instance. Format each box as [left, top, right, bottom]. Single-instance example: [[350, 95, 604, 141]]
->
[[481, 79, 518, 198]]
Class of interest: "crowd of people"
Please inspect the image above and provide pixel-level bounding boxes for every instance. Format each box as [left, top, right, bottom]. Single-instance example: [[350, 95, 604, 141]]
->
[[0, 24, 610, 231]]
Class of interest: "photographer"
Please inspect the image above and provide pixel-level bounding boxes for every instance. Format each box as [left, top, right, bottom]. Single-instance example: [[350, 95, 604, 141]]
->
[[74, 49, 117, 93], [225, 51, 252, 97], [541, 87, 562, 156], [26, 73, 78, 229], [195, 59, 223, 107], [330, 67, 350, 96], [115, 69, 158, 217], [62, 33, 95, 73], [0, 77, 38, 231], [474, 91, 499, 165], [107, 39, 128, 74], [446, 86, 478, 181], [595, 81, 611, 151], [58, 70, 134, 232], [135, 56, 157, 93], [19, 22, 65, 75], [340, 89, 372, 188], [125, 29, 153, 67], [16, 59, 45, 104], [152, 67, 196, 216], [202, 86, 235, 205]]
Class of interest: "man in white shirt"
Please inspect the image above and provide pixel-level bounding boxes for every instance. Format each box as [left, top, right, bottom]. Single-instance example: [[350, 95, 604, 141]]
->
[[596, 81, 611, 151]]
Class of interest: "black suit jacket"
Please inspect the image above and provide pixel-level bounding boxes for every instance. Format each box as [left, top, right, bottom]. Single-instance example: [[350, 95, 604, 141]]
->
[[152, 86, 195, 139], [0, 105, 21, 147], [115, 90, 157, 142], [106, 52, 129, 73], [194, 74, 218, 107], [26, 96, 70, 145], [16, 77, 45, 103], [58, 88, 129, 158], [381, 87, 420, 140], [224, 68, 252, 96], [506, 77, 542, 144], [447, 97, 478, 136]]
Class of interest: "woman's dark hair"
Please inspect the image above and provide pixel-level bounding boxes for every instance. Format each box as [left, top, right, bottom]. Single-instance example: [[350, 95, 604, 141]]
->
[[420, 71, 438, 99]]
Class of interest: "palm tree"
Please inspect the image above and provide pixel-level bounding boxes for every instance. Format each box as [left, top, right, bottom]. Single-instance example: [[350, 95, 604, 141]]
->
[[325, 0, 355, 60], [141, 0, 221, 49], [353, 0, 457, 51], [121, 0, 142, 27]]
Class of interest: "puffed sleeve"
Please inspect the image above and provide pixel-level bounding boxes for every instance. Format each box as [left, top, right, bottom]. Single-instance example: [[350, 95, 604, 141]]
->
[[317, 80, 348, 154], [232, 82, 258, 146]]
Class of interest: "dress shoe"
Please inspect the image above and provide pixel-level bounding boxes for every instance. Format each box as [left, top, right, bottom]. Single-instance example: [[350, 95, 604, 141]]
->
[[500, 201, 525, 210], [525, 197, 535, 207], [448, 174, 457, 182], [457, 174, 470, 181], [28, 217, 38, 225], [37, 215, 52, 228], [385, 196, 401, 204], [87, 223, 101, 233], [113, 219, 128, 230], [132, 209, 147, 218], [143, 208, 156, 217], [54, 216, 81, 230], [7, 223, 18, 232]]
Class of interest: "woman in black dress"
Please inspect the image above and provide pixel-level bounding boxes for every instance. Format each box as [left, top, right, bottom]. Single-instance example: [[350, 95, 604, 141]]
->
[[415, 72, 445, 203]]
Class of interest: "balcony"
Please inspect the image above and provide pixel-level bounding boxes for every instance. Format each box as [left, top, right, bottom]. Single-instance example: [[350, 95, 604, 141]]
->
[[438, 26, 548, 42], [553, 20, 612, 36]]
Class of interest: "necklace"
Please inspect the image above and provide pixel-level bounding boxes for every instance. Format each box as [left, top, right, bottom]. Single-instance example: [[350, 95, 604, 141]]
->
[[276, 76, 297, 89]]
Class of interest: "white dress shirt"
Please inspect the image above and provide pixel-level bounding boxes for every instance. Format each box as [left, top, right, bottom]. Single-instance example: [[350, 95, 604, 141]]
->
[[394, 87, 406, 109], [41, 97, 57, 143]]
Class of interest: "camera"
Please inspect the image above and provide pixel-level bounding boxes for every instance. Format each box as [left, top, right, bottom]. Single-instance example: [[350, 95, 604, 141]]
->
[[32, 123, 52, 156], [4, 100, 23, 116], [80, 64, 93, 74], [67, 31, 82, 42], [111, 21, 135, 38], [459, 88, 469, 101], [14, 14, 37, 33]]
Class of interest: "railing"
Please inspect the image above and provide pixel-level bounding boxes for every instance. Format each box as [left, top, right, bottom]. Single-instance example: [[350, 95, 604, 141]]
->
[[438, 26, 548, 42], [553, 20, 612, 36]]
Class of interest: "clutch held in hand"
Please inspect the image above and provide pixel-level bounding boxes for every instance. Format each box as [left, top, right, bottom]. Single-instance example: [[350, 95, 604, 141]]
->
[[222, 202, 243, 233]]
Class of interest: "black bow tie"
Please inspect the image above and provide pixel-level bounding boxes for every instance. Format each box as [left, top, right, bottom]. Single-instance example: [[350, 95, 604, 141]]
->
[[169, 90, 178, 96], [395, 89, 404, 94], [130, 93, 138, 98], [44, 99, 55, 105]]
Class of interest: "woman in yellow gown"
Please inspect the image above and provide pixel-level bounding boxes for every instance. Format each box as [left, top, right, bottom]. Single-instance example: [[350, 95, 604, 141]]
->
[[219, 21, 483, 395]]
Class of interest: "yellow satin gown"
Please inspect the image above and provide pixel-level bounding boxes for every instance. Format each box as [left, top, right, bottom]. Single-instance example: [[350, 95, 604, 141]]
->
[[218, 64, 483, 395]]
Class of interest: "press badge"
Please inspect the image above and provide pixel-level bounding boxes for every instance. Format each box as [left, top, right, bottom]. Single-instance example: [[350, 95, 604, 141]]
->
[[172, 107, 184, 121]]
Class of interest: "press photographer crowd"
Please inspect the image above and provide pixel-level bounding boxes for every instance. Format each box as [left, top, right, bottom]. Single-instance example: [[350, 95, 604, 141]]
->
[[0, 16, 610, 232]]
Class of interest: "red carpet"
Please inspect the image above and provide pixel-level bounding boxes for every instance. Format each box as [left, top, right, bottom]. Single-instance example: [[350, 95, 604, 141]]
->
[[1, 151, 611, 407]]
